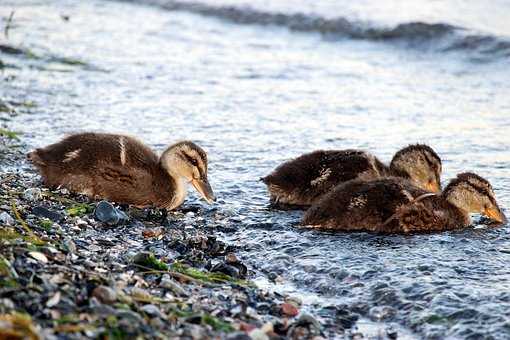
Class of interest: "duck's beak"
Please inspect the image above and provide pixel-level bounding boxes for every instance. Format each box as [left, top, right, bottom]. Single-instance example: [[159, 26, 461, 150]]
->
[[424, 180, 441, 193], [192, 178, 216, 204], [426, 181, 441, 193], [484, 206, 507, 224]]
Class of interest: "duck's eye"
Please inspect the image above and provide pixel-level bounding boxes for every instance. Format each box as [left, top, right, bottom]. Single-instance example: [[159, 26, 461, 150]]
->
[[183, 153, 198, 166]]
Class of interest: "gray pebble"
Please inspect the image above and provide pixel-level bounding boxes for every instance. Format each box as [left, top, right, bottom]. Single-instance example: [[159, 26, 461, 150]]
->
[[0, 211, 15, 225], [23, 188, 42, 202], [160, 274, 187, 296], [92, 285, 117, 304]]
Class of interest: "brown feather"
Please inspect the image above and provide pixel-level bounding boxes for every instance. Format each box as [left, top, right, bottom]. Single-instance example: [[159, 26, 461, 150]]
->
[[27, 133, 179, 209], [302, 177, 469, 234]]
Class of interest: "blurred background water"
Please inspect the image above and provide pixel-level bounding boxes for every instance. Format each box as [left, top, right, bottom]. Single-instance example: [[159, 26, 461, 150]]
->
[[1, 0, 509, 338]]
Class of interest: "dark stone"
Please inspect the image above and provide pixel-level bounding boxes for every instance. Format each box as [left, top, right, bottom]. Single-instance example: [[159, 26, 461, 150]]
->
[[94, 200, 129, 224], [225, 332, 251, 340], [32, 206, 63, 222], [287, 314, 322, 338], [386, 326, 398, 339], [211, 261, 247, 279]]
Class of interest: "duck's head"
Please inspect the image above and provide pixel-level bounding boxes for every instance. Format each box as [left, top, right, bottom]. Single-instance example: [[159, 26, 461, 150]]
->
[[390, 144, 442, 192], [160, 141, 215, 204], [443, 172, 506, 224]]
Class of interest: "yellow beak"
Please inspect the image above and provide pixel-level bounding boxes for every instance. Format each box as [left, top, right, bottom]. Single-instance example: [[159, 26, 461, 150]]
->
[[426, 181, 441, 193], [484, 206, 507, 224], [191, 178, 216, 204]]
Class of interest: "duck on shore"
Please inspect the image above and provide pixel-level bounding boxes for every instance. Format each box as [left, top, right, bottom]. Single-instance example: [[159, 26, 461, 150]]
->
[[262, 144, 442, 208], [301, 172, 506, 233], [27, 132, 215, 210]]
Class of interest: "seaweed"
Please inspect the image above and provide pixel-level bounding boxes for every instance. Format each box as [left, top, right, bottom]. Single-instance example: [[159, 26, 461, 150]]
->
[[0, 128, 20, 140], [38, 218, 52, 231], [66, 203, 93, 217], [201, 314, 234, 332], [133, 252, 169, 271], [170, 262, 250, 286]]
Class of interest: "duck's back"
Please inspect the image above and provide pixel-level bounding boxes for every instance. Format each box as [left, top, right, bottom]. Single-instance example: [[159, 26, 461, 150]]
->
[[302, 178, 467, 234], [28, 133, 174, 207], [262, 150, 389, 207]]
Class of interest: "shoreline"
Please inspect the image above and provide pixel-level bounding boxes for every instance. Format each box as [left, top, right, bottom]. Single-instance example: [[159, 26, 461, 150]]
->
[[0, 136, 350, 339]]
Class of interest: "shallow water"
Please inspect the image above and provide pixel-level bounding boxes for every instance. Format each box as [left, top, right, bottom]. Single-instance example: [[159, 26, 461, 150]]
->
[[1, 0, 510, 338]]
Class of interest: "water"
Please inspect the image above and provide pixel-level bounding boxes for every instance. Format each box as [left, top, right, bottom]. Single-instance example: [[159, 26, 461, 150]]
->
[[1, 0, 510, 338]]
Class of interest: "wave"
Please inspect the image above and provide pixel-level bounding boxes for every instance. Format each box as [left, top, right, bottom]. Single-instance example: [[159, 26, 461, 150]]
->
[[121, 0, 510, 61]]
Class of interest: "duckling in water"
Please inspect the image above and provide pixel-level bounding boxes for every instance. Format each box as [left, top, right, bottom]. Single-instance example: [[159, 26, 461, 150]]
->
[[262, 144, 441, 208], [302, 172, 506, 233], [27, 133, 215, 210]]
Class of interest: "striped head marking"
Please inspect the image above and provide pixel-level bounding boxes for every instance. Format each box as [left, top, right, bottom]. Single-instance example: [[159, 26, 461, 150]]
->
[[443, 172, 506, 224], [160, 141, 215, 204], [390, 144, 442, 192]]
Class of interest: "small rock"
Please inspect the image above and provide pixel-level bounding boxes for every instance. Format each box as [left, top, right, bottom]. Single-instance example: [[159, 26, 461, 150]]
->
[[92, 286, 117, 304], [23, 188, 42, 202], [239, 322, 257, 333], [142, 228, 164, 238], [0, 212, 14, 226], [226, 252, 239, 264], [46, 291, 61, 307], [249, 329, 269, 340], [131, 287, 152, 301], [32, 206, 63, 222], [226, 332, 251, 340], [287, 314, 321, 338], [63, 237, 76, 253], [140, 304, 164, 318], [386, 326, 398, 339], [159, 274, 187, 296], [94, 201, 129, 225], [116, 310, 144, 333], [285, 296, 302, 307], [28, 251, 48, 264], [281, 303, 299, 317], [75, 218, 89, 229]]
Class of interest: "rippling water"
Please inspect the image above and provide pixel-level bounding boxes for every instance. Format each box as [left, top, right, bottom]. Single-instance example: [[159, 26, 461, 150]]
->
[[1, 0, 510, 338]]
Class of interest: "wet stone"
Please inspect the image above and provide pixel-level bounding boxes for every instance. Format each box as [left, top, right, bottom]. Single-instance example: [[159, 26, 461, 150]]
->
[[23, 188, 42, 202], [0, 211, 15, 225], [249, 329, 269, 340], [211, 261, 247, 279], [116, 309, 144, 325], [386, 326, 398, 339], [159, 274, 187, 296], [369, 306, 397, 321], [287, 314, 322, 338], [94, 200, 129, 225], [92, 285, 117, 304], [32, 206, 63, 222], [226, 332, 252, 340], [281, 302, 299, 317], [140, 304, 164, 318]]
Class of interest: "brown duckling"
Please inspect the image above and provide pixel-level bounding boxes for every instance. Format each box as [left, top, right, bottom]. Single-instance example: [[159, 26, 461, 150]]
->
[[27, 132, 215, 210], [302, 172, 506, 234], [262, 144, 441, 208]]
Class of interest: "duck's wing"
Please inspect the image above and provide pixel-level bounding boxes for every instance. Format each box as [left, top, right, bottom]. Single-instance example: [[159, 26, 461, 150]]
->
[[31, 133, 158, 169], [302, 178, 414, 232], [395, 196, 466, 233], [263, 150, 385, 206], [28, 133, 159, 195]]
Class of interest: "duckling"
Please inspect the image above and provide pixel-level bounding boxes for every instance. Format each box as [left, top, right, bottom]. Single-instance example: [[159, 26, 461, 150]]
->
[[27, 132, 215, 210], [262, 144, 441, 208], [301, 172, 506, 234]]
